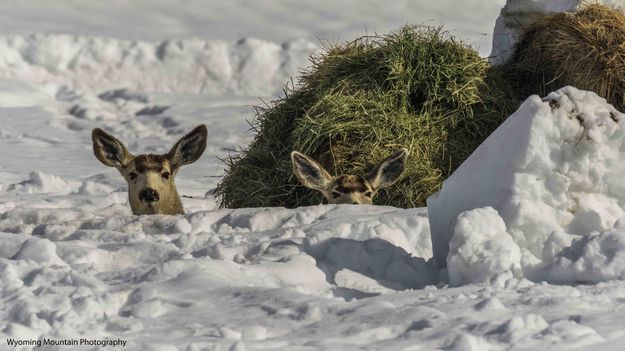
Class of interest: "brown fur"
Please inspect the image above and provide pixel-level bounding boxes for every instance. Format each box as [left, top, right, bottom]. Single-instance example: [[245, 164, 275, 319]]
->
[[291, 149, 408, 205], [334, 175, 370, 194], [133, 155, 166, 173], [92, 125, 207, 215]]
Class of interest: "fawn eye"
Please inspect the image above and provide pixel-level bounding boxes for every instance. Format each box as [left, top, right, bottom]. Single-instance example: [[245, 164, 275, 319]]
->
[[332, 191, 341, 199], [128, 172, 137, 180], [365, 191, 373, 198], [162, 172, 170, 180]]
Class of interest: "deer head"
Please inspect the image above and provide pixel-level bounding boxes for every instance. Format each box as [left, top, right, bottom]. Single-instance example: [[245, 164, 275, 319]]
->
[[291, 148, 408, 205], [92, 125, 207, 215]]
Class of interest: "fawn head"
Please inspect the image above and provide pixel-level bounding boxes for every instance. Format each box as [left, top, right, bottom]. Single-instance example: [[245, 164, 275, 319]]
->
[[92, 125, 207, 215], [291, 148, 408, 205]]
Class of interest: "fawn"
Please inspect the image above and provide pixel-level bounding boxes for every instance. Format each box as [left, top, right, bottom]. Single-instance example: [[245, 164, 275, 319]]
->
[[291, 148, 408, 205], [92, 125, 207, 215]]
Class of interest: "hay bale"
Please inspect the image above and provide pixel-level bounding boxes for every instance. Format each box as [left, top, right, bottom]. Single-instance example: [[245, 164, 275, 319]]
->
[[216, 26, 515, 209], [503, 4, 625, 111]]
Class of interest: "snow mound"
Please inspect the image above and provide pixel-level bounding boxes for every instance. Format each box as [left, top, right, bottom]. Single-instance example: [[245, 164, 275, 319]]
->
[[11, 238, 67, 267], [0, 34, 316, 96], [543, 228, 625, 284], [448, 333, 494, 351], [428, 86, 625, 275], [490, 0, 625, 64], [447, 207, 522, 286], [8, 171, 80, 194], [6, 171, 113, 196]]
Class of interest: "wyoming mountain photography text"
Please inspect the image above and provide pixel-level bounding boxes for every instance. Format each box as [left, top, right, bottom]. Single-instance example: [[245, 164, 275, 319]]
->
[[6, 338, 127, 348]]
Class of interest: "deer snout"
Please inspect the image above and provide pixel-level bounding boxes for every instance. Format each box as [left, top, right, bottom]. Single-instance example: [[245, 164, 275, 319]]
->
[[139, 188, 160, 202]]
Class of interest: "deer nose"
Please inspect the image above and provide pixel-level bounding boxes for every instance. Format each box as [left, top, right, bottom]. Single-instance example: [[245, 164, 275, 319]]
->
[[139, 188, 160, 202]]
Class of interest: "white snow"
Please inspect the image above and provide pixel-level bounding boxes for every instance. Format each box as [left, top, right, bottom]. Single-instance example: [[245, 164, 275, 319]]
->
[[0, 0, 506, 56], [1, 1, 625, 350], [542, 228, 625, 284], [0, 34, 316, 97], [428, 85, 625, 313], [447, 207, 522, 286], [7, 171, 81, 194]]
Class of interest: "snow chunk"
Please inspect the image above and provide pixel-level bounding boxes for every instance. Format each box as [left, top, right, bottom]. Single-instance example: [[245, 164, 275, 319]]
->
[[447, 207, 522, 286], [0, 261, 24, 291], [448, 333, 494, 351], [76, 180, 114, 195], [8, 171, 80, 194], [540, 320, 604, 347], [542, 228, 625, 284], [496, 313, 548, 343], [11, 238, 67, 267], [428, 87, 625, 269], [474, 297, 507, 312]]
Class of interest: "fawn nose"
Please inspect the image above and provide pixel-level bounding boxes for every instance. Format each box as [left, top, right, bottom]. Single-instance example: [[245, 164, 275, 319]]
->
[[139, 188, 160, 202]]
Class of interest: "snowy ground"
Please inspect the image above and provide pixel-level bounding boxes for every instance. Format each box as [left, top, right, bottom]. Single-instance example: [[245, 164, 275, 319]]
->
[[2, 1, 625, 350], [0, 0, 505, 56]]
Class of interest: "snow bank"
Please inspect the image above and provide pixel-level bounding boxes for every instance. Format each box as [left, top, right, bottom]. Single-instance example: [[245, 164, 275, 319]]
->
[[6, 171, 115, 196], [447, 207, 522, 286], [7, 171, 81, 194], [428, 86, 625, 277], [0, 34, 316, 96], [490, 0, 625, 64]]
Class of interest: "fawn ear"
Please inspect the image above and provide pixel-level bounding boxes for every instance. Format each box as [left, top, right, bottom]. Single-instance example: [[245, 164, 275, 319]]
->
[[167, 125, 208, 170], [367, 148, 408, 190], [291, 151, 333, 191], [92, 128, 133, 168]]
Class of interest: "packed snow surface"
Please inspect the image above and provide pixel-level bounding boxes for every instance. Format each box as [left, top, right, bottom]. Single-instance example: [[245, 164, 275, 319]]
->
[[2, 1, 625, 350]]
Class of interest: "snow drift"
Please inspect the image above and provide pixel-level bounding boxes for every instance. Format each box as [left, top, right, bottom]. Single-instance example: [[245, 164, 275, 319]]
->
[[0, 34, 316, 96], [429, 86, 625, 284]]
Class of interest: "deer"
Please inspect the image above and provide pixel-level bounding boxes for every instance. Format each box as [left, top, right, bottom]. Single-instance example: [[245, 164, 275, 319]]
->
[[91, 125, 207, 215], [291, 148, 408, 205]]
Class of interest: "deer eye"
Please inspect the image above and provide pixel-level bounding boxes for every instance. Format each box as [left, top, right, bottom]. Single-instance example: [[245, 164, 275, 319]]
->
[[162, 171, 170, 180], [332, 191, 341, 199], [365, 191, 373, 198], [128, 172, 137, 180]]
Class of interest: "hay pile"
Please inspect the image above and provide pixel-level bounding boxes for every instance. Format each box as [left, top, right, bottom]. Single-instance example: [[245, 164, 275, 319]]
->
[[216, 26, 515, 209], [216, 5, 625, 209], [504, 4, 625, 111]]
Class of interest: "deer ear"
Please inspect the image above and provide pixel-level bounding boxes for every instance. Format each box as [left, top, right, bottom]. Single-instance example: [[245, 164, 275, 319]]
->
[[167, 125, 208, 170], [92, 128, 133, 168], [291, 151, 333, 191], [367, 148, 408, 190]]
